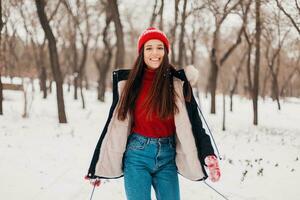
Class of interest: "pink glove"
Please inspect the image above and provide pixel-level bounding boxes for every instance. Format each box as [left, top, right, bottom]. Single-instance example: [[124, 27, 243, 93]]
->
[[84, 175, 101, 187], [204, 155, 221, 182]]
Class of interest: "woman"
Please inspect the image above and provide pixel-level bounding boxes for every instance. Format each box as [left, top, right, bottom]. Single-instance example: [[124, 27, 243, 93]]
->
[[86, 27, 221, 200]]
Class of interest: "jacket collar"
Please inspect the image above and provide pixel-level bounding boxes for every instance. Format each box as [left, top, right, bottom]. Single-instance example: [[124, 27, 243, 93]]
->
[[113, 65, 199, 85]]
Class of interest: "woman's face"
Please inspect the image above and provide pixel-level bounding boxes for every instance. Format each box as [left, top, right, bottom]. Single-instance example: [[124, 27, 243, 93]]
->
[[143, 39, 165, 70]]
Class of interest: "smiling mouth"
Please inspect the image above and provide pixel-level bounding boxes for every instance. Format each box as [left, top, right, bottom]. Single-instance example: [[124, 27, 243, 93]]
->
[[150, 58, 160, 61]]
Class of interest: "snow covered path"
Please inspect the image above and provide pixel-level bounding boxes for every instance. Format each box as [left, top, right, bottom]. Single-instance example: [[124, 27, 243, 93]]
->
[[0, 88, 299, 200]]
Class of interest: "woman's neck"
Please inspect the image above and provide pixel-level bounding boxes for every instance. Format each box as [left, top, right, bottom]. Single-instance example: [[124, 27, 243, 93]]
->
[[144, 67, 156, 81]]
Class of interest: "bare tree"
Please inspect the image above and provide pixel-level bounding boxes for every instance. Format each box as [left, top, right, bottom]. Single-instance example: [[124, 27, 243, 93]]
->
[[0, 0, 3, 36], [177, 0, 188, 67], [170, 0, 180, 64], [62, 0, 91, 108], [94, 1, 113, 102], [222, 93, 226, 131], [0, 0, 3, 115], [263, 12, 290, 110], [243, 22, 254, 98], [206, 0, 250, 113], [229, 50, 246, 111], [185, 14, 205, 66], [253, 0, 262, 125], [149, 0, 164, 30], [150, 0, 159, 27], [35, 0, 67, 123], [280, 54, 300, 96], [20, 2, 49, 98], [7, 24, 20, 77], [107, 0, 125, 69], [275, 0, 300, 35], [37, 41, 48, 98]]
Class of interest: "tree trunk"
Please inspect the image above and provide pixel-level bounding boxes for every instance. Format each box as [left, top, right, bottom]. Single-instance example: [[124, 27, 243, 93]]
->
[[230, 52, 246, 111], [96, 6, 113, 102], [96, 49, 112, 102], [269, 65, 281, 109], [0, 0, 3, 115], [159, 0, 164, 30], [253, 0, 261, 125], [149, 0, 158, 27], [80, 77, 85, 109], [273, 51, 281, 110], [109, 0, 125, 68], [222, 93, 226, 131], [67, 75, 71, 92], [0, 71, 3, 115], [273, 77, 281, 110], [0, 0, 3, 33], [245, 43, 253, 98], [261, 67, 270, 100], [97, 73, 106, 102], [22, 84, 28, 118], [40, 66, 47, 99], [209, 46, 218, 114], [170, 0, 179, 65], [74, 73, 79, 99], [195, 86, 201, 107], [190, 27, 197, 65], [48, 80, 53, 93], [177, 0, 187, 67], [229, 93, 233, 112], [35, 0, 67, 123], [84, 73, 89, 90], [78, 42, 89, 108]]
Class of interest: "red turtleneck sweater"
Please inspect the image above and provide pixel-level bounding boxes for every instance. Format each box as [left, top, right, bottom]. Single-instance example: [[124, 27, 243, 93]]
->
[[131, 68, 176, 138]]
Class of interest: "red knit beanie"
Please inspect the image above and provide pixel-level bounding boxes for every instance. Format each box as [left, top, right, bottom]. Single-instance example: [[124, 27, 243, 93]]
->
[[137, 27, 170, 54]]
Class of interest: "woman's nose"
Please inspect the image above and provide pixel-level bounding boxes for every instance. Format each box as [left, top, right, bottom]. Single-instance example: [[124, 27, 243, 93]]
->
[[152, 48, 159, 55]]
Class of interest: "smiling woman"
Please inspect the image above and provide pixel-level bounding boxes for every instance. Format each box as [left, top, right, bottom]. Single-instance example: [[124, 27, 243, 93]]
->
[[86, 27, 220, 200]]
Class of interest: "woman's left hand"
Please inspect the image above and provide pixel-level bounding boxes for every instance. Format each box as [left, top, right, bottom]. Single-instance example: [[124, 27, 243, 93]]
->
[[204, 155, 221, 182]]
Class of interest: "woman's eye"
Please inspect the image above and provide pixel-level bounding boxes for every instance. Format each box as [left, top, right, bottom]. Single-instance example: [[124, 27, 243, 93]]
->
[[158, 47, 164, 50], [145, 48, 152, 50]]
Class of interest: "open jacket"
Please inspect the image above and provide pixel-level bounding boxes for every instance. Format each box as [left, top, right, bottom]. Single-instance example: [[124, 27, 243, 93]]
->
[[86, 66, 216, 181]]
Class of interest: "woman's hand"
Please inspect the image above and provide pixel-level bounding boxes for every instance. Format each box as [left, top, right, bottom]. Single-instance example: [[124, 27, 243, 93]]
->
[[84, 175, 101, 187], [204, 155, 221, 182]]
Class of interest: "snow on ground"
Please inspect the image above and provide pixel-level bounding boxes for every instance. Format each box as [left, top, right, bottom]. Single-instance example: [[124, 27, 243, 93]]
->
[[0, 83, 299, 200]]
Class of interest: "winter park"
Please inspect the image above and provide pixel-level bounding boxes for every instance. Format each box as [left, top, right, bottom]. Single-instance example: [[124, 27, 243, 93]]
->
[[0, 0, 300, 200]]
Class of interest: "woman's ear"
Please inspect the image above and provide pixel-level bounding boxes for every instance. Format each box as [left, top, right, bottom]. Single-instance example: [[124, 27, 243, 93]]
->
[[184, 65, 199, 86]]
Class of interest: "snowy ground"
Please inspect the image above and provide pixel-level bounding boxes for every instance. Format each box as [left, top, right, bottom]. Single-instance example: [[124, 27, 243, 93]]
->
[[0, 82, 299, 200]]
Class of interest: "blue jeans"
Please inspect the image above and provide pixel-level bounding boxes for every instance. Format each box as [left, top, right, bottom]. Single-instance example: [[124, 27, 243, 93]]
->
[[123, 133, 180, 200]]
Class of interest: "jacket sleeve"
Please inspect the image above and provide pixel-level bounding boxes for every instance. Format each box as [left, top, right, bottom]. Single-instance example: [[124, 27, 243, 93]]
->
[[86, 71, 119, 178], [183, 81, 216, 166]]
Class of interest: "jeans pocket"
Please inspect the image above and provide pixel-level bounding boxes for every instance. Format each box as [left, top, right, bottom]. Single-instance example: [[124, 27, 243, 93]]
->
[[127, 136, 146, 150]]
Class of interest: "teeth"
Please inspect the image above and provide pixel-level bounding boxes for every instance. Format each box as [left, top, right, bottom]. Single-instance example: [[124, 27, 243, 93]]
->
[[151, 58, 159, 61]]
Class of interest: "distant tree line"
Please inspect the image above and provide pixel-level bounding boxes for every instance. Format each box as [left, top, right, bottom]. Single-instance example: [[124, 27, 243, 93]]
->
[[0, 0, 299, 125]]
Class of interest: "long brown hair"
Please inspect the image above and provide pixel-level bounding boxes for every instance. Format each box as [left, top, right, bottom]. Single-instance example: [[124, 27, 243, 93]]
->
[[117, 48, 179, 121]]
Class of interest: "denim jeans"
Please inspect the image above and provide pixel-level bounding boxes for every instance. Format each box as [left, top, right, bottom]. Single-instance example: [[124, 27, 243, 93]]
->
[[123, 133, 180, 200]]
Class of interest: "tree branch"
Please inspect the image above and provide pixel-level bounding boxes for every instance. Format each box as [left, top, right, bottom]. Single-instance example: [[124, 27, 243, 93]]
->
[[220, 0, 251, 65], [275, 0, 300, 35], [48, 0, 62, 22]]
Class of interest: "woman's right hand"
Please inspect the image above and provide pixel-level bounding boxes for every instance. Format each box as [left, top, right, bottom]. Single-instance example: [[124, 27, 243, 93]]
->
[[84, 175, 101, 187], [204, 155, 221, 182]]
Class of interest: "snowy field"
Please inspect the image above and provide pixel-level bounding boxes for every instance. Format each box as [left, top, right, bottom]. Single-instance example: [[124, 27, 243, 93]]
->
[[0, 82, 299, 200]]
